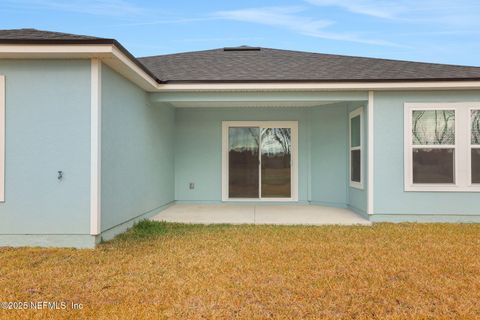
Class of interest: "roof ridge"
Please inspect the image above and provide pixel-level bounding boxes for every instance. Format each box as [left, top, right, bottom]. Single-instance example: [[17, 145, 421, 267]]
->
[[0, 28, 103, 40], [139, 46, 480, 69]]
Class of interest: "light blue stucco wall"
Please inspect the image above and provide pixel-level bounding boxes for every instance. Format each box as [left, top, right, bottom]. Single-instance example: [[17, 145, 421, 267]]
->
[[175, 105, 354, 205], [175, 107, 309, 202], [374, 90, 480, 216], [310, 103, 348, 207], [101, 64, 175, 232], [347, 102, 368, 215], [0, 60, 91, 235]]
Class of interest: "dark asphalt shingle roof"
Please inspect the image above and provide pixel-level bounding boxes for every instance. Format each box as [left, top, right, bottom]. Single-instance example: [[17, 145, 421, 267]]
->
[[0, 28, 102, 41], [139, 47, 480, 83], [2, 29, 480, 83], [0, 28, 161, 82]]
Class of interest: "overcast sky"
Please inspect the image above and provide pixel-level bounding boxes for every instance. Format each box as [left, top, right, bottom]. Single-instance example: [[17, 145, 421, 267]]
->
[[1, 0, 480, 65]]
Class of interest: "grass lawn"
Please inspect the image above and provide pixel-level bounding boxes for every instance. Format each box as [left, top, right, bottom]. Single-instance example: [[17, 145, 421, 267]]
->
[[1, 221, 480, 319]]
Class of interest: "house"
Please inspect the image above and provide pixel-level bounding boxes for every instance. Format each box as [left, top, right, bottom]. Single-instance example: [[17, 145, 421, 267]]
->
[[0, 28, 479, 248]]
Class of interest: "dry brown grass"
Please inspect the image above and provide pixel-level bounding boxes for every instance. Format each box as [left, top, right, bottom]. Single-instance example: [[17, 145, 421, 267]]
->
[[1, 222, 480, 319]]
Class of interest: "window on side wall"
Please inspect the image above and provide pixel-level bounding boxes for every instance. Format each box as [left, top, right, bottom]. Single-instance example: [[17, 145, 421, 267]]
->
[[471, 109, 480, 184], [349, 108, 363, 189], [404, 103, 480, 192], [0, 75, 4, 201]]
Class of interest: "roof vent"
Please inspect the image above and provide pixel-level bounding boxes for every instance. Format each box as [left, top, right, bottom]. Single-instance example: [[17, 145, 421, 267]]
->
[[223, 46, 261, 51]]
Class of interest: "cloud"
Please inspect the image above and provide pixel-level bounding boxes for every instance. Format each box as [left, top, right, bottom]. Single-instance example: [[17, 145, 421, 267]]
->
[[306, 0, 404, 19], [1, 0, 145, 16], [115, 17, 218, 27], [214, 6, 402, 47], [306, 0, 480, 28], [214, 7, 332, 36], [177, 36, 264, 43], [302, 30, 401, 47]]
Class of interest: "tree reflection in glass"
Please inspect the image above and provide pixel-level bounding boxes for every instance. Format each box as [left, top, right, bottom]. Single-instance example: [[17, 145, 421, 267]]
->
[[261, 128, 291, 198], [472, 110, 480, 145], [412, 110, 455, 145], [228, 127, 259, 198]]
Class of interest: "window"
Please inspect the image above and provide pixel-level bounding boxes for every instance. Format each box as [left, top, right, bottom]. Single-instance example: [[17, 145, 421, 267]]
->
[[349, 108, 363, 189], [412, 109, 455, 184], [0, 75, 4, 202], [471, 110, 480, 184], [405, 103, 480, 192]]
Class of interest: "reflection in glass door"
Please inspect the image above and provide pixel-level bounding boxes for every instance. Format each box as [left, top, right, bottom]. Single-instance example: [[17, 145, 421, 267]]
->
[[228, 127, 259, 198], [226, 123, 295, 200], [261, 128, 291, 198]]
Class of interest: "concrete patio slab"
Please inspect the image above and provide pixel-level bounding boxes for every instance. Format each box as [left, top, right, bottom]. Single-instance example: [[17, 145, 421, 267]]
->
[[151, 204, 255, 224], [150, 204, 371, 226], [254, 205, 370, 225]]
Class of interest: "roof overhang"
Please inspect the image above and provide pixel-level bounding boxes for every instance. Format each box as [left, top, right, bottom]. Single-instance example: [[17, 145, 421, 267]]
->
[[155, 81, 480, 92], [149, 90, 368, 108], [0, 43, 159, 91], [1, 42, 480, 93]]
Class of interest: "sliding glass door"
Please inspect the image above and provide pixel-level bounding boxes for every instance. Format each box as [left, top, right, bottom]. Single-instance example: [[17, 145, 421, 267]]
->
[[228, 127, 259, 198], [261, 128, 291, 198], [223, 122, 297, 201]]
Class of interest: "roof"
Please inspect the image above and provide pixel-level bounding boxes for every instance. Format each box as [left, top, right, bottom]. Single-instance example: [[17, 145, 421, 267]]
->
[[0, 28, 160, 82], [0, 28, 103, 42], [2, 29, 480, 84], [139, 46, 480, 83]]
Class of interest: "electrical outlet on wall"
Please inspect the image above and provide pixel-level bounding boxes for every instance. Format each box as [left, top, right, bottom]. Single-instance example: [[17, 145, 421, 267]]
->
[[189, 182, 195, 190]]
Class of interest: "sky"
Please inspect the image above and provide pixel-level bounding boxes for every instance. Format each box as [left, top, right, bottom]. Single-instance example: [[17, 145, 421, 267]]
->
[[1, 0, 480, 66]]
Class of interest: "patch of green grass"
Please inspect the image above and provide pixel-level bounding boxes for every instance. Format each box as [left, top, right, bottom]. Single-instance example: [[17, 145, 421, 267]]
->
[[111, 219, 236, 242], [113, 220, 170, 241]]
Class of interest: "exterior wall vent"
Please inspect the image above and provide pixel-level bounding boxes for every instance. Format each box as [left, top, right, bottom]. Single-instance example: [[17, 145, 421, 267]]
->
[[223, 46, 261, 51]]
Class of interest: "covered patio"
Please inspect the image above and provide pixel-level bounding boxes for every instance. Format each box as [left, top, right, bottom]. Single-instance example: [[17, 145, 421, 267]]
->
[[148, 90, 373, 223], [151, 204, 371, 225]]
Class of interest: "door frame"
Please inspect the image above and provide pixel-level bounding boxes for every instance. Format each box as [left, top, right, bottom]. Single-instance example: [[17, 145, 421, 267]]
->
[[221, 121, 299, 202]]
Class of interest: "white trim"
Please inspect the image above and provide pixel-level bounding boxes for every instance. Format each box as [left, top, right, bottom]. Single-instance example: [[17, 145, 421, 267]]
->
[[258, 130, 262, 201], [0, 75, 5, 202], [468, 107, 480, 186], [90, 59, 102, 235], [349, 107, 364, 189], [0, 44, 113, 55], [0, 44, 157, 92], [409, 144, 455, 149], [157, 81, 480, 92], [367, 91, 374, 215], [349, 182, 363, 190], [221, 123, 228, 202], [404, 102, 480, 192], [109, 45, 158, 89], [221, 121, 298, 202]]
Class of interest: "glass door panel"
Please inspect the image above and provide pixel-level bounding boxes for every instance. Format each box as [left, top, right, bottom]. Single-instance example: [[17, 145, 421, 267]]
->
[[228, 127, 259, 198], [261, 128, 292, 198]]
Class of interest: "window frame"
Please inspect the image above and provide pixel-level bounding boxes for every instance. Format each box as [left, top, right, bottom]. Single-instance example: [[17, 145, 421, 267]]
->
[[0, 75, 4, 202], [469, 107, 480, 185], [221, 121, 299, 202], [349, 107, 364, 189], [404, 102, 480, 192]]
